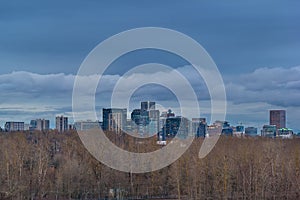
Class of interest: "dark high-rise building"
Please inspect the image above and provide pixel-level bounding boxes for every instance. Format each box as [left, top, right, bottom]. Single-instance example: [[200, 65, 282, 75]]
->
[[166, 109, 175, 118], [131, 109, 150, 126], [131, 102, 160, 135], [56, 116, 68, 133], [141, 101, 155, 111], [102, 108, 127, 134], [192, 118, 207, 137], [270, 110, 286, 129], [162, 116, 189, 138]]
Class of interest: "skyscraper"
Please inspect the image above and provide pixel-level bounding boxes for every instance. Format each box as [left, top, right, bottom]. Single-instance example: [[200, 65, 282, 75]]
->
[[131, 102, 160, 136], [270, 110, 286, 129], [102, 108, 127, 134], [148, 109, 160, 135], [56, 116, 68, 133], [162, 116, 190, 138], [141, 101, 155, 111]]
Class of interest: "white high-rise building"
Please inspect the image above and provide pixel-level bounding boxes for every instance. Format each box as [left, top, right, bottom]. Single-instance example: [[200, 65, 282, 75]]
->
[[103, 108, 127, 134], [56, 116, 68, 133], [30, 119, 50, 131]]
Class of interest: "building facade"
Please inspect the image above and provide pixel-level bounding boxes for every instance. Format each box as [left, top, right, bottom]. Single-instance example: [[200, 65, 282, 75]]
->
[[130, 102, 160, 136], [74, 120, 101, 131], [162, 116, 190, 138], [5, 122, 25, 132], [141, 101, 155, 111], [148, 109, 160, 135], [103, 108, 127, 134], [30, 119, 50, 131], [261, 125, 277, 137], [245, 127, 258, 137], [56, 116, 68, 133], [192, 118, 207, 137], [270, 110, 286, 129]]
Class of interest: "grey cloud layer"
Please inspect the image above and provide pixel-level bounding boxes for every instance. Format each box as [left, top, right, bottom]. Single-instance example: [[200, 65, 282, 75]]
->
[[226, 66, 300, 107], [1, 66, 300, 107], [0, 66, 299, 129]]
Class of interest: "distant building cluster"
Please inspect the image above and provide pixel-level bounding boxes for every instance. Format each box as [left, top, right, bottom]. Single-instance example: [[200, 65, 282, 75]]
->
[[261, 110, 293, 138], [99, 102, 297, 142], [1, 106, 298, 139], [2, 116, 70, 133]]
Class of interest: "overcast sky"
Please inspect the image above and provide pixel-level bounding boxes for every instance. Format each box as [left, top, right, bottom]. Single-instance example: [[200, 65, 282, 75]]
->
[[0, 0, 299, 132]]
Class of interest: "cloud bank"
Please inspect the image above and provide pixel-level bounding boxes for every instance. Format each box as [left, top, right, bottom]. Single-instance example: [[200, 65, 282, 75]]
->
[[0, 66, 299, 131]]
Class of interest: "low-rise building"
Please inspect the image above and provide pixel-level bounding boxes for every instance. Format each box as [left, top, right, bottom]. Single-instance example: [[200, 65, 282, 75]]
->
[[278, 128, 293, 139], [74, 120, 101, 131], [5, 122, 25, 132], [245, 127, 258, 137], [261, 125, 276, 137]]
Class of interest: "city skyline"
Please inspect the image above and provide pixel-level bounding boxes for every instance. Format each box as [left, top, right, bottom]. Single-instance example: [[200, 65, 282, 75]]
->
[[1, 105, 298, 136], [0, 1, 300, 132], [1, 2, 299, 199]]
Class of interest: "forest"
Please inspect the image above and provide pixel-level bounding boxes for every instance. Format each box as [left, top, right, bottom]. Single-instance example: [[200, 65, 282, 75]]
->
[[0, 130, 299, 200]]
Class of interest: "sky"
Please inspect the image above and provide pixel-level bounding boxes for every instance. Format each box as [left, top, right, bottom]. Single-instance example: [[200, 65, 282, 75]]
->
[[0, 0, 300, 132]]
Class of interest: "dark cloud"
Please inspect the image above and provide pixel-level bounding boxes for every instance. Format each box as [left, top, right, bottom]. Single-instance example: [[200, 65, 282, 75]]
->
[[1, 66, 299, 108], [226, 66, 300, 107], [0, 65, 299, 131], [0, 1, 299, 75]]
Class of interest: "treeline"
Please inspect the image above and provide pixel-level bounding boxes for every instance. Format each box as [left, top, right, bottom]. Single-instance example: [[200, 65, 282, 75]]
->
[[0, 131, 300, 199]]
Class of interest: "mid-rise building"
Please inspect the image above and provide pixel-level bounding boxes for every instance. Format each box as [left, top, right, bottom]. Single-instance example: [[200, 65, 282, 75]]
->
[[124, 119, 133, 132], [159, 109, 175, 131], [207, 121, 224, 136], [131, 109, 147, 126], [214, 121, 233, 136], [5, 122, 25, 132], [141, 101, 155, 111], [30, 119, 50, 131], [235, 125, 245, 135], [270, 110, 286, 130], [103, 108, 127, 134], [261, 125, 276, 137], [162, 116, 190, 138], [130, 102, 160, 136], [278, 128, 293, 139], [24, 124, 30, 131], [245, 127, 258, 137], [148, 109, 160, 135], [192, 118, 207, 137], [74, 120, 101, 131], [56, 116, 68, 133]]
